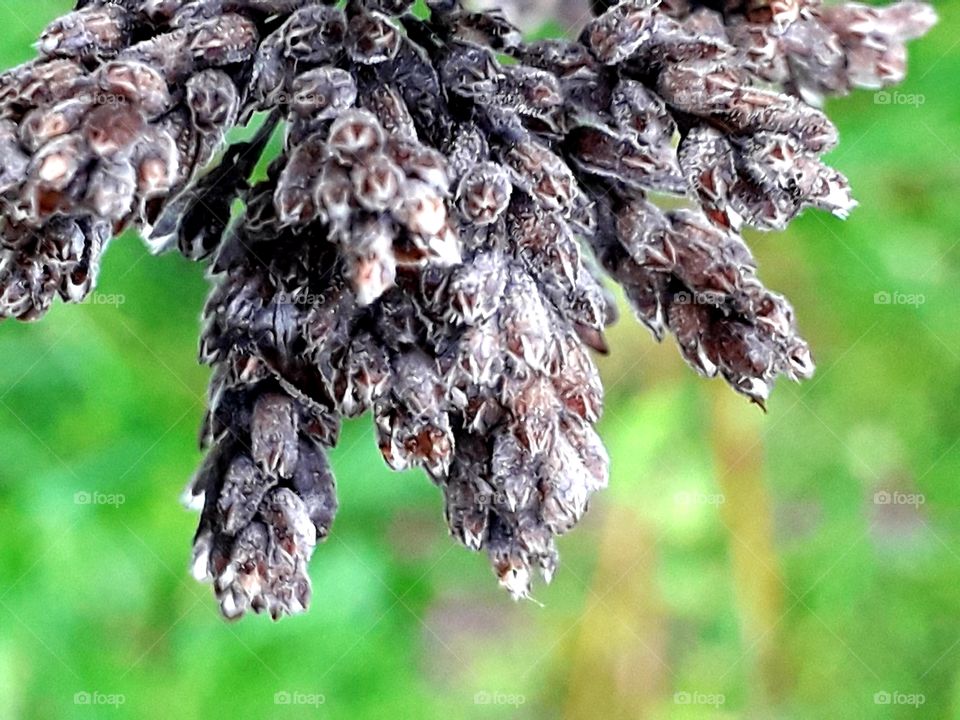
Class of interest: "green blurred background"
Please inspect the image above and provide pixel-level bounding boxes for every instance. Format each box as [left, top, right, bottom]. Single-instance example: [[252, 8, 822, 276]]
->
[[1, 2, 958, 718]]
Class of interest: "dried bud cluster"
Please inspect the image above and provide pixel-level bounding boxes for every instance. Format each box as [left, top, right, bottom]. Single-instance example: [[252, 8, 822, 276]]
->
[[0, 0, 934, 618]]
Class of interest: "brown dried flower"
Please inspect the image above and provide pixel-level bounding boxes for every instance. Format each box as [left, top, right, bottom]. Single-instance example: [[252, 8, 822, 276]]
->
[[0, 0, 935, 619]]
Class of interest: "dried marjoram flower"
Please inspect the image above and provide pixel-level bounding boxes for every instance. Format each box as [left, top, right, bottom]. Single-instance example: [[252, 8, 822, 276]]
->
[[0, 0, 935, 619]]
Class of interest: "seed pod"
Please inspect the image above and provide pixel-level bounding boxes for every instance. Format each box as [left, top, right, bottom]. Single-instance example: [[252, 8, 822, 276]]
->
[[457, 161, 512, 225], [275, 134, 326, 225], [327, 109, 385, 162], [217, 455, 277, 536], [186, 70, 239, 132], [38, 4, 133, 61], [439, 43, 503, 101], [251, 393, 300, 479], [501, 138, 576, 211], [351, 153, 404, 212], [346, 10, 401, 64], [278, 4, 347, 64], [360, 84, 417, 140], [19, 97, 95, 154], [85, 159, 138, 220], [0, 59, 85, 120], [96, 60, 172, 118], [188, 13, 259, 67], [290, 67, 357, 120], [0, 120, 30, 193], [566, 123, 685, 193], [582, 0, 659, 64]]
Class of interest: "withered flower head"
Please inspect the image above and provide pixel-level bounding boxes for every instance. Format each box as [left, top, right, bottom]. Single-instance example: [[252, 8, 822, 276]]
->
[[0, 0, 935, 619]]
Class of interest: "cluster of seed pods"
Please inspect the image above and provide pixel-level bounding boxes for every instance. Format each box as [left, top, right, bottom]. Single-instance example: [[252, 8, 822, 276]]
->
[[0, 0, 934, 618]]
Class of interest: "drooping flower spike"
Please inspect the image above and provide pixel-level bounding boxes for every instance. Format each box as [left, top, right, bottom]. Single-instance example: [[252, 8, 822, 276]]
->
[[0, 0, 934, 618]]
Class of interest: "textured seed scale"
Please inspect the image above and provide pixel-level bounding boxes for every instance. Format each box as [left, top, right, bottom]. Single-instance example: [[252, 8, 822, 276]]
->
[[0, 0, 935, 619]]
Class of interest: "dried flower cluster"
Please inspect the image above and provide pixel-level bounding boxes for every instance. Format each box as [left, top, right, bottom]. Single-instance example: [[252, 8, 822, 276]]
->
[[0, 0, 934, 619]]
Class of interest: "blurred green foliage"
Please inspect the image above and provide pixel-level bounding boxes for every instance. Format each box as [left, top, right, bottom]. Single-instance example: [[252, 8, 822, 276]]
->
[[1, 2, 959, 718]]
